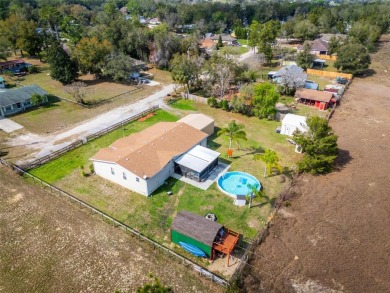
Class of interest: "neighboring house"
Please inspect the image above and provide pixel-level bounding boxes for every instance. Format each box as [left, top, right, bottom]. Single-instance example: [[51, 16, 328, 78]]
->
[[90, 118, 220, 196], [297, 38, 329, 55], [295, 88, 335, 110], [177, 113, 214, 136], [0, 85, 48, 117], [171, 210, 240, 265], [281, 114, 308, 136], [147, 17, 161, 28], [0, 59, 31, 74], [272, 65, 307, 89], [207, 34, 238, 46], [0, 76, 5, 88]]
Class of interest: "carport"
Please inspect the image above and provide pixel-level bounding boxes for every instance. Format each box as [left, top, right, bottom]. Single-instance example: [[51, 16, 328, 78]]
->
[[174, 145, 220, 182]]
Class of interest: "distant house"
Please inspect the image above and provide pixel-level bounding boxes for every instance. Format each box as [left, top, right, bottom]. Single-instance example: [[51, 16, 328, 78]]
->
[[207, 34, 238, 46], [200, 39, 216, 53], [295, 88, 335, 110], [298, 39, 329, 55], [272, 65, 307, 89], [171, 210, 240, 265], [90, 117, 219, 196], [147, 17, 161, 28], [0, 76, 5, 88], [281, 114, 308, 136], [0, 85, 48, 117]]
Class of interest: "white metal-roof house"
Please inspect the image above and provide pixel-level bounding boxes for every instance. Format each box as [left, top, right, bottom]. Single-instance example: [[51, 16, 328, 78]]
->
[[281, 114, 308, 136]]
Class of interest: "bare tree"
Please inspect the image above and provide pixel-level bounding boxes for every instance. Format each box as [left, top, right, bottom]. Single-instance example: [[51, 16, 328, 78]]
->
[[64, 82, 89, 104], [209, 61, 235, 98]]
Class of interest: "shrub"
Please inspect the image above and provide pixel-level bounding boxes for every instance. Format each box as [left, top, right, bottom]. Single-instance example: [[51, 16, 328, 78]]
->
[[28, 66, 39, 74]]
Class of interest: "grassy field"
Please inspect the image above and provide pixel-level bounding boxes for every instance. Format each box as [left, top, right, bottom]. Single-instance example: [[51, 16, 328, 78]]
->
[[169, 98, 197, 110], [238, 39, 249, 46]]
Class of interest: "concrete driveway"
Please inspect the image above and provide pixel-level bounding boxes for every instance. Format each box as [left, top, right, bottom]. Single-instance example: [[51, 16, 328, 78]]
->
[[0, 118, 23, 133]]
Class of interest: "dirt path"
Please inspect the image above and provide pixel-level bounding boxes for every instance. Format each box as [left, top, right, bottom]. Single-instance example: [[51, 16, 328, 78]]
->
[[0, 165, 221, 293], [242, 35, 390, 292], [6, 84, 175, 163]]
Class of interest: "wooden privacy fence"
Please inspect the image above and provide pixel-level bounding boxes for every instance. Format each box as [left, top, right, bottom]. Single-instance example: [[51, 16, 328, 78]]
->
[[20, 106, 159, 170], [0, 159, 230, 288], [181, 92, 208, 104], [315, 54, 337, 61], [307, 68, 353, 79]]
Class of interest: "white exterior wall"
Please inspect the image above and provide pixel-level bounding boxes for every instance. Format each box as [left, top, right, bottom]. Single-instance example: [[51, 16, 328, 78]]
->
[[93, 161, 149, 196], [281, 122, 297, 136], [92, 137, 208, 196]]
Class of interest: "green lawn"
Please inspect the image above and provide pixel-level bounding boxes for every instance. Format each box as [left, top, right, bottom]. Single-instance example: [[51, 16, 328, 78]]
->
[[237, 39, 249, 46], [169, 98, 197, 110], [30, 110, 178, 183]]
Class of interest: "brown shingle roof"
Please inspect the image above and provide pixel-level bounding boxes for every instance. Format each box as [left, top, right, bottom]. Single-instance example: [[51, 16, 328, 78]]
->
[[91, 122, 208, 178], [295, 88, 333, 103], [171, 210, 223, 247]]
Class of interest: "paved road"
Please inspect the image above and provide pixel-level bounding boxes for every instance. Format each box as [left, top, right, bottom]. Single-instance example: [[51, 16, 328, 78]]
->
[[11, 84, 175, 163]]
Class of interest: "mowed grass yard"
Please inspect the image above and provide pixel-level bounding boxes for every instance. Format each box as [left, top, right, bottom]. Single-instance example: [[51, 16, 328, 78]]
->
[[29, 106, 301, 257]]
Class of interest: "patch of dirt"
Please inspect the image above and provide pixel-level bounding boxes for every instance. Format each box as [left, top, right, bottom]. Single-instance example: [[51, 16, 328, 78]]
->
[[0, 165, 222, 293], [137, 112, 155, 122], [242, 35, 390, 292]]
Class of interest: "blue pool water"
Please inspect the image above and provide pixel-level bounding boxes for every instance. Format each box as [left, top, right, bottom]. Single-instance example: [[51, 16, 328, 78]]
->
[[217, 171, 261, 197]]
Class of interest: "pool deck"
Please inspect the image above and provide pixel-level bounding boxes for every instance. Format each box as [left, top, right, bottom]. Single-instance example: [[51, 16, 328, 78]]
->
[[171, 162, 230, 190]]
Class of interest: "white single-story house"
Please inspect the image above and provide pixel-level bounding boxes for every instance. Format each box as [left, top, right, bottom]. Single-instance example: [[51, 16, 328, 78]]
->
[[90, 119, 220, 196], [0, 84, 48, 117], [177, 113, 214, 136], [281, 114, 308, 136]]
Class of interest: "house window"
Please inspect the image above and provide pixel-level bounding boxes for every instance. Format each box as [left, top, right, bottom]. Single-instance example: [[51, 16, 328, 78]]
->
[[111, 167, 115, 175], [136, 177, 140, 182], [122, 172, 127, 180], [5, 106, 12, 111]]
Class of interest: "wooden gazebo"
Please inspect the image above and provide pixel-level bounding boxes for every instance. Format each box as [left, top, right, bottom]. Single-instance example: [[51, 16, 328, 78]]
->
[[213, 228, 240, 266]]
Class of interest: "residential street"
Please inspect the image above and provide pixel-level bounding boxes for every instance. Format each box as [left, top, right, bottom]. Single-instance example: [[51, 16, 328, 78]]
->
[[8, 84, 176, 163]]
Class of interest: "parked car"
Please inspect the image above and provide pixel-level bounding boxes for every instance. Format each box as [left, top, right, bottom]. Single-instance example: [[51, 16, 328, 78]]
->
[[336, 77, 348, 84]]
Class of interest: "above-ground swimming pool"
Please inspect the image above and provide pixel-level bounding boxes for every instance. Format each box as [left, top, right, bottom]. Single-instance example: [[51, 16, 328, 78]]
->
[[217, 171, 261, 198]]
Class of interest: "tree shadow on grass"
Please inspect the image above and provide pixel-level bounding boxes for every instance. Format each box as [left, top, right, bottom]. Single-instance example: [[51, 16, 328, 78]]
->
[[334, 148, 352, 171], [355, 69, 376, 79], [232, 146, 265, 159]]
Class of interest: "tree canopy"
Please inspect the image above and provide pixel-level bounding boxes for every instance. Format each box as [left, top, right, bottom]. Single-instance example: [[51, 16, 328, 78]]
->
[[252, 82, 279, 119], [293, 116, 338, 175], [334, 43, 371, 75]]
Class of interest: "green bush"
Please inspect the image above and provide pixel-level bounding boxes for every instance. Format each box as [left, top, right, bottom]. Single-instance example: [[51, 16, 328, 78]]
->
[[28, 66, 39, 74]]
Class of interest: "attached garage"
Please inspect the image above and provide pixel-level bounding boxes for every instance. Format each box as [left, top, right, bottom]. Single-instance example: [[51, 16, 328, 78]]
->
[[178, 114, 215, 136]]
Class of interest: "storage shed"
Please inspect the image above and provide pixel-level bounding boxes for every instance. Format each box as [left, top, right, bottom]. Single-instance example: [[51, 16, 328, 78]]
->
[[171, 210, 240, 265], [171, 210, 223, 258], [178, 113, 215, 136], [295, 88, 334, 110], [281, 114, 308, 136]]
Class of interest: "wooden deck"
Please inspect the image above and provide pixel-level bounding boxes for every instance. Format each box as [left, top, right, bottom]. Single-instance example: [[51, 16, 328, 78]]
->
[[213, 228, 240, 266]]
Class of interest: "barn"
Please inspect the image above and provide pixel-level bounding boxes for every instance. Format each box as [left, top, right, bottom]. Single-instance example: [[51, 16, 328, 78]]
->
[[171, 210, 240, 265], [295, 88, 335, 110]]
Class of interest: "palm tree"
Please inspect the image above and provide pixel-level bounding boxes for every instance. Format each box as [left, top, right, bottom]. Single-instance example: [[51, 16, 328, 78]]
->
[[246, 185, 269, 208], [217, 120, 247, 156], [253, 149, 282, 178]]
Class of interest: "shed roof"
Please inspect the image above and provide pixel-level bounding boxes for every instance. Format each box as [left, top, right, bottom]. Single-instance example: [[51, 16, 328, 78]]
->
[[91, 122, 208, 178], [0, 85, 47, 107], [282, 114, 308, 132], [304, 81, 319, 90], [295, 88, 333, 103], [177, 114, 214, 133], [174, 145, 220, 173], [171, 210, 223, 247]]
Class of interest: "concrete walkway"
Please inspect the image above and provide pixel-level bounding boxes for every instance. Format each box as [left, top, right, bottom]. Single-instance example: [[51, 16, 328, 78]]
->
[[171, 163, 230, 190], [0, 118, 23, 133], [10, 84, 176, 163]]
